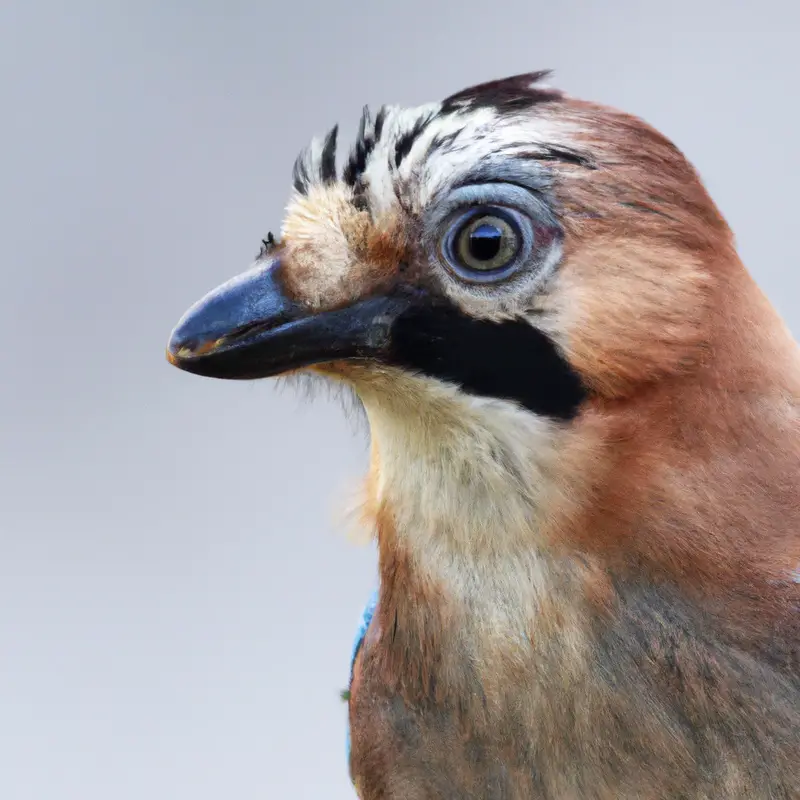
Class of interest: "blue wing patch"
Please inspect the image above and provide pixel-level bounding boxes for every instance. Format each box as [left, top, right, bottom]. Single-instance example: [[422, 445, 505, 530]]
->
[[346, 587, 379, 768]]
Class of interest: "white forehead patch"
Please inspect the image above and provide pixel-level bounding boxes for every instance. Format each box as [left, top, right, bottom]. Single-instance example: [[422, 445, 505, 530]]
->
[[290, 80, 586, 225], [359, 104, 582, 218]]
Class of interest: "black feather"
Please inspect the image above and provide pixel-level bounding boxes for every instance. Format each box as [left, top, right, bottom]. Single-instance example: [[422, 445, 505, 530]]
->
[[388, 298, 587, 420], [320, 125, 339, 184], [394, 113, 432, 169], [535, 144, 597, 170], [373, 105, 388, 143], [257, 231, 277, 260], [343, 105, 376, 188], [440, 70, 562, 116], [427, 130, 462, 156], [292, 145, 312, 194]]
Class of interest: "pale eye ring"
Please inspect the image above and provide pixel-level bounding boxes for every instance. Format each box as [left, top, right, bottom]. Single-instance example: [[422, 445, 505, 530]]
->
[[440, 206, 531, 283]]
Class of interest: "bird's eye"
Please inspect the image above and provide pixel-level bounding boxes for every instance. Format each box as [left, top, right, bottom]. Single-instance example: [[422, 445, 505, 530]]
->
[[455, 214, 519, 272], [440, 206, 529, 283]]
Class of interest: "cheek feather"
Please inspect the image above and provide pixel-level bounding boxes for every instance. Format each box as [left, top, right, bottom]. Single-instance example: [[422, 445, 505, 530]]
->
[[548, 237, 715, 396]]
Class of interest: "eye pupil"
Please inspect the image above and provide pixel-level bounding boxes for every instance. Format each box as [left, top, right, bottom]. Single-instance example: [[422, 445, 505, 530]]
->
[[468, 224, 503, 261], [446, 209, 525, 280]]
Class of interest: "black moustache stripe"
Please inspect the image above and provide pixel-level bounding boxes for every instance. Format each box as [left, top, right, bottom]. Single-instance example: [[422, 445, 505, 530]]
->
[[386, 301, 587, 421]]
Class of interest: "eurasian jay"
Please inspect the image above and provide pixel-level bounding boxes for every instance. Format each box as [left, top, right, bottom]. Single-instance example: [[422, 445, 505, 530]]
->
[[167, 72, 800, 799]]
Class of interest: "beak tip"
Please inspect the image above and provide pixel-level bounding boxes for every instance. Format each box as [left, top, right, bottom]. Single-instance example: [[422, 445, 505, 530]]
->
[[166, 324, 197, 369]]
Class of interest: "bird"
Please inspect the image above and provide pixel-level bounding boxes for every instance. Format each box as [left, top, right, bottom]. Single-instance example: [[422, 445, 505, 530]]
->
[[166, 71, 800, 798]]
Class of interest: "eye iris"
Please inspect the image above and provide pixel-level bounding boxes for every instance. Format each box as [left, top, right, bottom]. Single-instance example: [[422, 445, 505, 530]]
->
[[468, 223, 503, 262], [454, 213, 519, 273]]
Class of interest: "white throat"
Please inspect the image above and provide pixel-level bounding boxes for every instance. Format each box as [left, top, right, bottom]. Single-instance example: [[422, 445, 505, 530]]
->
[[360, 371, 568, 576]]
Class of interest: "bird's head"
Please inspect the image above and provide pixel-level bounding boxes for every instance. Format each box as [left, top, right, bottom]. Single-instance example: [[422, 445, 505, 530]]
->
[[167, 72, 800, 585], [168, 71, 725, 394]]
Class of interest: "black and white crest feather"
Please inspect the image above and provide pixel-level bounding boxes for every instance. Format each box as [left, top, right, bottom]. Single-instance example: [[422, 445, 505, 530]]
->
[[342, 105, 383, 188], [292, 124, 339, 194], [289, 71, 590, 207]]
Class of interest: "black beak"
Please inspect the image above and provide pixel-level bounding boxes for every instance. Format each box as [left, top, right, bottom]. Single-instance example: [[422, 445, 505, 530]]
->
[[166, 255, 414, 380]]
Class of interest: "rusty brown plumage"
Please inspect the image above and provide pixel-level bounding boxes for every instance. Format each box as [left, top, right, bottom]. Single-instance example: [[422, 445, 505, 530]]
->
[[167, 71, 800, 798], [340, 82, 800, 799]]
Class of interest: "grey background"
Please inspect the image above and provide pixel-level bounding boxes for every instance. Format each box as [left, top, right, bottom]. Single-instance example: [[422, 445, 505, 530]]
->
[[1, 1, 798, 798]]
